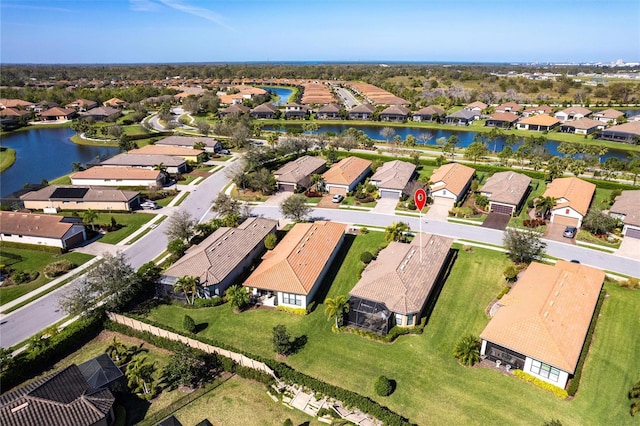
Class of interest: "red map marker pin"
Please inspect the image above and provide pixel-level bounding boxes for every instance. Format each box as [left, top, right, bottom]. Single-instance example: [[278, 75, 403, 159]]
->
[[414, 188, 427, 211]]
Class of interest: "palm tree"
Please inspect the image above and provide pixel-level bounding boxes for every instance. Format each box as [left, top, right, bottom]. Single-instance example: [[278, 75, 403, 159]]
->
[[126, 356, 156, 395], [82, 209, 98, 231], [266, 132, 279, 151], [310, 174, 325, 193], [385, 221, 410, 243], [452, 335, 481, 366], [153, 162, 168, 184], [106, 337, 128, 365], [380, 127, 395, 143], [226, 284, 249, 313], [173, 275, 201, 305], [324, 295, 350, 327], [534, 196, 557, 218]]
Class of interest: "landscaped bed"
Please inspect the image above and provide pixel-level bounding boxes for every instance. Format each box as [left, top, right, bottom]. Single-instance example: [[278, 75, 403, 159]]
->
[[143, 236, 640, 425]]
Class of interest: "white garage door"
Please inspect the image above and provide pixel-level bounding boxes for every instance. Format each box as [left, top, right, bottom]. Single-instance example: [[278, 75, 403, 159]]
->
[[625, 227, 640, 239], [379, 189, 399, 199]]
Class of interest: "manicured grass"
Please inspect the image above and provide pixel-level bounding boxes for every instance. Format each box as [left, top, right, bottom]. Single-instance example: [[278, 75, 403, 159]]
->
[[343, 196, 376, 208], [593, 187, 614, 210], [93, 212, 156, 244], [0, 248, 94, 305], [49, 174, 72, 185], [145, 237, 640, 425], [510, 179, 547, 228], [0, 147, 16, 172], [173, 375, 321, 426], [123, 124, 150, 136], [577, 230, 621, 249]]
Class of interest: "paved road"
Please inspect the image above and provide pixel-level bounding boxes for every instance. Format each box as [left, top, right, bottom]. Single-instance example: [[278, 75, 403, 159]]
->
[[335, 87, 360, 109]]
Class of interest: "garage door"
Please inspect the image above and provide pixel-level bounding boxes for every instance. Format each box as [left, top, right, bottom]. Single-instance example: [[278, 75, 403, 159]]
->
[[490, 203, 514, 215], [625, 227, 640, 239], [328, 186, 347, 196], [552, 214, 579, 227], [278, 183, 295, 192], [379, 189, 399, 199]]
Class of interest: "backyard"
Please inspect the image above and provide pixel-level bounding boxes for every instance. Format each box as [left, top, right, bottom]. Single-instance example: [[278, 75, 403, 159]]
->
[[143, 233, 640, 425]]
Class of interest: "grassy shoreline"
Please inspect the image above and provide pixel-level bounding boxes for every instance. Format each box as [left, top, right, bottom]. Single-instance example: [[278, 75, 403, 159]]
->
[[0, 147, 16, 172]]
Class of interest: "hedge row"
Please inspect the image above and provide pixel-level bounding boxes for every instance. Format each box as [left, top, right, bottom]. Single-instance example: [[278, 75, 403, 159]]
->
[[0, 241, 63, 254], [332, 318, 426, 344], [106, 317, 414, 425], [275, 306, 307, 316], [512, 370, 568, 399]]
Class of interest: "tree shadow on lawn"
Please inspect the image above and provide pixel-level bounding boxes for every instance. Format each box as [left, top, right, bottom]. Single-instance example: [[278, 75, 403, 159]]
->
[[421, 248, 459, 326], [194, 322, 209, 334], [118, 392, 151, 426], [290, 334, 307, 355]]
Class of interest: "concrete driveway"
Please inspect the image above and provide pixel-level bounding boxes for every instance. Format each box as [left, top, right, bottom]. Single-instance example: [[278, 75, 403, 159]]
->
[[317, 195, 340, 209], [372, 198, 398, 214], [482, 212, 511, 230], [263, 191, 293, 207], [425, 198, 454, 221], [616, 237, 640, 260], [544, 223, 576, 245]]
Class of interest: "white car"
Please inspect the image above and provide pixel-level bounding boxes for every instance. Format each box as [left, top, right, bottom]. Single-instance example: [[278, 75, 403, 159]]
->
[[140, 200, 159, 210], [332, 194, 344, 203]]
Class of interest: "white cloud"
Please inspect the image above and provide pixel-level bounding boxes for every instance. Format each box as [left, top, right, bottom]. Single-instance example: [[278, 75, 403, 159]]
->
[[129, 0, 161, 12], [146, 0, 235, 31]]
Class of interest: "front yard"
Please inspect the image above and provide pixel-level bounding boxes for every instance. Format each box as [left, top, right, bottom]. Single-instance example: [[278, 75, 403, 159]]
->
[[142, 232, 640, 425]]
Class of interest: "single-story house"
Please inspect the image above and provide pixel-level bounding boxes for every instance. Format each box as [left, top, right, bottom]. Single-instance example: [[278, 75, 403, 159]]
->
[[347, 234, 453, 335], [243, 221, 346, 309], [485, 112, 519, 128], [316, 103, 341, 120], [559, 118, 605, 135], [250, 103, 278, 119], [0, 211, 86, 250], [21, 186, 141, 212], [370, 160, 416, 199], [609, 190, 640, 238], [554, 106, 592, 122], [103, 97, 128, 108], [348, 103, 376, 120], [480, 261, 604, 389], [78, 106, 121, 121], [598, 121, 640, 143], [464, 101, 488, 112], [543, 177, 595, 228], [444, 109, 479, 126], [0, 108, 31, 119], [158, 217, 278, 298], [322, 156, 372, 195], [379, 105, 410, 122], [70, 167, 163, 189], [0, 364, 116, 426], [218, 104, 250, 118], [78, 353, 125, 391], [521, 105, 553, 117], [39, 107, 77, 121], [65, 99, 98, 111], [515, 115, 560, 132], [592, 108, 624, 124], [412, 105, 444, 122], [155, 136, 222, 153], [127, 145, 206, 163], [0, 98, 34, 109], [495, 102, 523, 114], [479, 171, 531, 215], [100, 153, 188, 175], [273, 155, 327, 192], [429, 163, 475, 203], [284, 103, 310, 120]]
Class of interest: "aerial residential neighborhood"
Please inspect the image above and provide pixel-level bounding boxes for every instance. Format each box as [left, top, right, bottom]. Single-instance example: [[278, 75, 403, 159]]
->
[[1, 1, 639, 425]]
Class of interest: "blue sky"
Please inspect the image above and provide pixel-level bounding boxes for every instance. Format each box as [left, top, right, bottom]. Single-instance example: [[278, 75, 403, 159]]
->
[[1, 0, 638, 64]]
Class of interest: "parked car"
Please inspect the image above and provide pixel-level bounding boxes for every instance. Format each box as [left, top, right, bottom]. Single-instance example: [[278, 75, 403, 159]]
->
[[563, 226, 577, 238], [220, 149, 231, 155], [332, 194, 344, 203], [140, 200, 159, 210]]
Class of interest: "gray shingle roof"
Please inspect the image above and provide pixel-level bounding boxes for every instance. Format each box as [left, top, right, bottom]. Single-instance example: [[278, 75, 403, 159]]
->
[[274, 156, 326, 186], [101, 153, 185, 167], [370, 160, 416, 191], [21, 186, 139, 203], [480, 172, 531, 206], [156, 136, 220, 149]]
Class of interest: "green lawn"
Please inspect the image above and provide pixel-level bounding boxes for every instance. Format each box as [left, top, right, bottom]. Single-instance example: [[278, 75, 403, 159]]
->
[[77, 212, 156, 244], [510, 179, 547, 228], [145, 235, 640, 425], [0, 147, 16, 173], [0, 248, 94, 305], [593, 187, 614, 210]]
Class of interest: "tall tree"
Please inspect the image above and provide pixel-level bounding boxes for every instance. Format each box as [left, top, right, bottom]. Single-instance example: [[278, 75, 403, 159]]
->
[[272, 324, 293, 356], [324, 295, 350, 328], [164, 210, 196, 242], [385, 221, 410, 243], [226, 284, 249, 313], [210, 193, 241, 217], [582, 208, 617, 235], [126, 356, 156, 395], [464, 141, 488, 164], [82, 209, 98, 231], [173, 275, 201, 305], [280, 194, 312, 221], [503, 228, 547, 264], [380, 127, 395, 143]]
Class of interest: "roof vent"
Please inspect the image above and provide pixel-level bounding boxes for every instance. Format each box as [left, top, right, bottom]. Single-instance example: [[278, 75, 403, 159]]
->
[[11, 402, 29, 413]]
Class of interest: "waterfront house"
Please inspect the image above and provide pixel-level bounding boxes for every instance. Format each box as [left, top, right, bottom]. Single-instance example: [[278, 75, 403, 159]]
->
[[70, 167, 163, 189], [543, 177, 595, 228], [412, 106, 445, 122], [554, 106, 592, 122], [515, 115, 560, 131], [379, 105, 410, 122], [322, 156, 372, 195], [21, 186, 141, 212], [348, 103, 376, 120]]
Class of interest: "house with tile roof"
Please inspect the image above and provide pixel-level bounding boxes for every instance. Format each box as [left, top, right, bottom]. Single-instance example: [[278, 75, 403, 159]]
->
[[379, 105, 410, 122], [348, 103, 376, 120], [559, 118, 605, 135], [127, 145, 206, 163], [480, 261, 604, 389], [412, 106, 445, 122], [479, 171, 532, 216], [554, 106, 592, 122], [39, 107, 77, 121], [100, 153, 188, 175], [322, 156, 372, 195], [65, 99, 98, 111], [429, 163, 475, 203], [598, 121, 640, 143], [243, 221, 345, 309], [155, 136, 222, 153], [70, 167, 163, 189], [219, 103, 250, 118], [284, 103, 310, 120], [0, 211, 86, 250], [78, 106, 121, 121], [274, 155, 327, 192], [21, 186, 141, 212], [0, 364, 115, 426], [370, 160, 416, 199], [0, 99, 34, 109], [103, 98, 127, 108], [515, 114, 560, 132], [444, 109, 479, 126], [591, 108, 625, 124], [464, 101, 488, 112], [495, 102, 523, 114], [609, 190, 640, 239], [347, 234, 453, 335], [316, 103, 341, 120], [543, 177, 595, 228], [250, 103, 278, 119], [485, 112, 519, 128], [522, 105, 553, 117], [159, 217, 277, 298]]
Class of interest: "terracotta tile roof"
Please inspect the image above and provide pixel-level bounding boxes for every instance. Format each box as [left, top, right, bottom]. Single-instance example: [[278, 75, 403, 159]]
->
[[127, 145, 203, 157], [349, 103, 376, 114], [518, 115, 560, 126], [593, 108, 624, 119], [523, 105, 553, 115], [322, 156, 372, 186], [20, 186, 139, 203], [347, 82, 409, 105], [560, 118, 603, 130], [65, 99, 97, 108], [0, 108, 30, 117], [163, 217, 277, 285], [601, 121, 640, 136], [39, 107, 76, 117], [370, 160, 416, 191], [0, 99, 33, 108], [413, 106, 444, 116], [557, 106, 592, 116], [101, 153, 185, 167], [155, 136, 220, 149], [429, 163, 475, 197], [251, 103, 277, 113], [480, 171, 531, 206], [274, 155, 327, 185], [487, 112, 519, 123], [349, 234, 453, 314], [543, 177, 596, 216], [220, 104, 250, 114], [0, 211, 77, 239], [71, 166, 161, 180], [380, 105, 410, 116], [496, 102, 523, 112], [480, 261, 604, 373], [103, 97, 127, 107], [243, 221, 345, 294], [465, 101, 488, 110], [610, 190, 640, 226]]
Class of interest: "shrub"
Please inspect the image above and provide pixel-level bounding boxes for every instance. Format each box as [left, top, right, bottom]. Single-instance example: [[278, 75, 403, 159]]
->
[[496, 286, 510, 300], [360, 251, 374, 264], [452, 335, 481, 366], [503, 265, 519, 282], [182, 315, 196, 333], [620, 277, 640, 289], [8, 270, 37, 285], [43, 259, 75, 278], [407, 199, 417, 210], [512, 370, 568, 399], [283, 420, 293, 426], [275, 306, 307, 316], [359, 226, 369, 234], [264, 233, 277, 250], [190, 297, 223, 308], [374, 375, 394, 396]]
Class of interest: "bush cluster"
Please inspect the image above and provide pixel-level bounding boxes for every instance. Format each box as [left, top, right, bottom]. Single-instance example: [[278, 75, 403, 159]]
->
[[187, 297, 223, 308], [449, 207, 474, 218], [523, 219, 546, 228], [513, 370, 568, 399], [496, 286, 510, 300], [182, 315, 196, 333], [374, 375, 394, 396], [43, 259, 75, 279], [620, 277, 640, 289], [360, 251, 374, 264], [275, 306, 307, 316]]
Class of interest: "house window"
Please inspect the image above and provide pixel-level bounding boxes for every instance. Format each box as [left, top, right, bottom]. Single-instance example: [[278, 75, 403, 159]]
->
[[282, 292, 302, 306], [530, 360, 560, 382], [407, 314, 414, 326], [565, 209, 569, 214], [395, 313, 403, 326], [4, 233, 11, 237]]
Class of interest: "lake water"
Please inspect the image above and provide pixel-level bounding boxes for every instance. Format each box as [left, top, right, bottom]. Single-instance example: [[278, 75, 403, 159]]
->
[[260, 86, 294, 105], [0, 127, 119, 197], [265, 123, 632, 161]]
